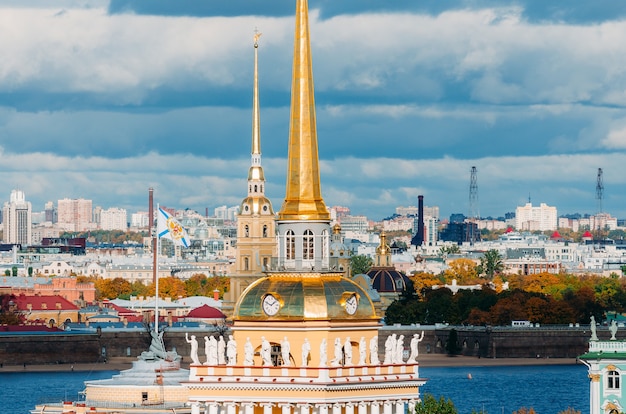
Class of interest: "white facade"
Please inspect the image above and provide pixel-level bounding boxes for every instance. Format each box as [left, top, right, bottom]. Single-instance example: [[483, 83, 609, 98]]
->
[[100, 207, 128, 231], [515, 202, 557, 231], [130, 211, 150, 228], [3, 189, 32, 245]]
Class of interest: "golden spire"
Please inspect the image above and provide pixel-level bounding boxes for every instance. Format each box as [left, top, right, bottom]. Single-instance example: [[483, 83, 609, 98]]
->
[[278, 0, 330, 221], [247, 30, 266, 187], [252, 30, 262, 160]]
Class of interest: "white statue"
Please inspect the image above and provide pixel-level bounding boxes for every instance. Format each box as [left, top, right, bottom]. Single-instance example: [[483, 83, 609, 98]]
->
[[590, 316, 598, 341], [358, 336, 367, 365], [208, 336, 219, 365], [218, 336, 226, 365], [407, 331, 424, 363], [226, 335, 237, 365], [369, 336, 379, 365], [331, 337, 343, 366], [185, 333, 201, 365], [610, 319, 618, 340], [344, 337, 353, 366], [244, 337, 254, 366], [261, 336, 272, 366], [383, 334, 396, 365], [319, 338, 327, 367], [281, 336, 291, 366], [301, 338, 311, 367], [395, 335, 405, 363]]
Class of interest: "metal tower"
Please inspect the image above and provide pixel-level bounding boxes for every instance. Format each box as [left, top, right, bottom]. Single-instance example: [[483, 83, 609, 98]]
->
[[596, 168, 604, 214], [467, 166, 480, 243]]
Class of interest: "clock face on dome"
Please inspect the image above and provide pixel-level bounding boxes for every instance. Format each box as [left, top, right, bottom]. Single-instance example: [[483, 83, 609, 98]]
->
[[262, 294, 281, 316], [345, 294, 358, 315]]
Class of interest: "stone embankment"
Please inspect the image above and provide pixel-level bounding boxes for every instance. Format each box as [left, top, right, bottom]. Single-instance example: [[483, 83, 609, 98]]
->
[[0, 325, 598, 369]]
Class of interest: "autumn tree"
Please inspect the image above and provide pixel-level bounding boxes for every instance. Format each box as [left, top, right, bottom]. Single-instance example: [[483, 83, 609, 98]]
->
[[443, 258, 479, 285], [0, 294, 23, 325], [409, 271, 441, 298], [95, 277, 133, 299]]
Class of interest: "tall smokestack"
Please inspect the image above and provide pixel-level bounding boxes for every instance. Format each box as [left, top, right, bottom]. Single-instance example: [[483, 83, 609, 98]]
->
[[411, 195, 425, 247]]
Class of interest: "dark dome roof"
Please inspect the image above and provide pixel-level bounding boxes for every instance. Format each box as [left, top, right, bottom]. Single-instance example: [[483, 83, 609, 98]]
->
[[367, 268, 411, 293]]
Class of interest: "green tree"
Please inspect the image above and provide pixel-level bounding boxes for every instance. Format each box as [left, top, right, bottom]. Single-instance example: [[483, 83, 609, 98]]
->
[[11, 266, 17, 276], [350, 254, 373, 276], [477, 249, 504, 280], [414, 394, 457, 414]]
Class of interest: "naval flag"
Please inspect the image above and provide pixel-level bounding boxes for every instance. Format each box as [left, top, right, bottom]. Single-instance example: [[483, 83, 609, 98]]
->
[[157, 207, 190, 248]]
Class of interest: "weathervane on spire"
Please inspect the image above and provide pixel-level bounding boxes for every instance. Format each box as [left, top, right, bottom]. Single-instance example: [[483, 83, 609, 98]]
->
[[254, 28, 262, 47]]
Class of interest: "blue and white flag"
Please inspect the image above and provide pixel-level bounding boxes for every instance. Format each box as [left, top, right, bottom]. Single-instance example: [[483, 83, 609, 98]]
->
[[157, 207, 190, 248]]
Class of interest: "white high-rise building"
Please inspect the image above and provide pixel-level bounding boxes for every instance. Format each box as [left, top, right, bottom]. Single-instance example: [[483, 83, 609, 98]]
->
[[130, 211, 150, 229], [515, 202, 558, 231], [100, 208, 128, 231], [3, 190, 32, 245]]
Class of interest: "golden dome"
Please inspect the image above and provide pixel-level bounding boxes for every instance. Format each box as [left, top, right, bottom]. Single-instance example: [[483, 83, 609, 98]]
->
[[233, 273, 379, 321], [240, 195, 274, 216]]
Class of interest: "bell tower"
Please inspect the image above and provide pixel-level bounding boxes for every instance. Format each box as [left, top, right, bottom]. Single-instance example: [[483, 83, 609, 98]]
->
[[224, 32, 276, 315]]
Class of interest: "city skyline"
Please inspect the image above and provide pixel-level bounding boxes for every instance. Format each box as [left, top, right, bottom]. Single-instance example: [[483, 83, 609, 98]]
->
[[1, 1, 626, 220]]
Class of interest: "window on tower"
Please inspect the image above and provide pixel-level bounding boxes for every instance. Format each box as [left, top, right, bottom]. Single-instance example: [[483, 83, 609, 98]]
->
[[303, 230, 314, 260], [286, 230, 295, 260]]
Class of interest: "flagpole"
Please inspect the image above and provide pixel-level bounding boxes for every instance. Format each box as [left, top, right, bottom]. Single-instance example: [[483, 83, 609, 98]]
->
[[155, 203, 160, 337]]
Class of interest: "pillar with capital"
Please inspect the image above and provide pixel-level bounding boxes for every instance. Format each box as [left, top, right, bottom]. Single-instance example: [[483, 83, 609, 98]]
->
[[589, 373, 601, 414], [297, 403, 311, 414]]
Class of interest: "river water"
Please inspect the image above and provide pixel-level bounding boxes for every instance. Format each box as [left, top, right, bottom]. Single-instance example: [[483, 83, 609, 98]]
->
[[1, 364, 588, 414]]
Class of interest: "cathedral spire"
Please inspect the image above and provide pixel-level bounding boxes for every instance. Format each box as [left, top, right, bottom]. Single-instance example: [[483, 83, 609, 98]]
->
[[278, 0, 329, 221], [246, 31, 269, 201], [251, 30, 262, 166]]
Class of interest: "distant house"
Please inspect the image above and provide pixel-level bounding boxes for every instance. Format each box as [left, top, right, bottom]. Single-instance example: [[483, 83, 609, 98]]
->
[[14, 294, 79, 328]]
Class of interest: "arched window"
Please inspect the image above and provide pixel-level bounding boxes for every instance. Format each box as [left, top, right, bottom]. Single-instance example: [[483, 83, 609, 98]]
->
[[303, 230, 314, 260], [245, 225, 249, 237], [244, 257, 249, 271], [263, 225, 268, 238], [608, 370, 621, 389], [254, 185, 258, 192], [286, 230, 295, 260], [321, 229, 328, 259]]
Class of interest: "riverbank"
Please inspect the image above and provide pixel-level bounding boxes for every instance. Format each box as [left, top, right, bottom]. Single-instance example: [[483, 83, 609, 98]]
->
[[0, 353, 581, 373]]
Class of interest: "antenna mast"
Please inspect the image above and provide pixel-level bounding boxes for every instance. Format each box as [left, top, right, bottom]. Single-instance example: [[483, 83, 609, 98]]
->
[[467, 166, 479, 244], [596, 168, 604, 214]]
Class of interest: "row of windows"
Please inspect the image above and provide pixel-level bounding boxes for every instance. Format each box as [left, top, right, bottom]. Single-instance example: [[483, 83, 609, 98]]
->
[[244, 224, 270, 238], [284, 230, 328, 260]]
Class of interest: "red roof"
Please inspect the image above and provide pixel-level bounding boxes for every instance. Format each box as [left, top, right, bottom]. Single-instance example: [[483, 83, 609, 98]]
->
[[583, 231, 594, 238], [505, 227, 513, 233], [551, 231, 562, 239], [186, 304, 226, 319], [14, 294, 78, 311]]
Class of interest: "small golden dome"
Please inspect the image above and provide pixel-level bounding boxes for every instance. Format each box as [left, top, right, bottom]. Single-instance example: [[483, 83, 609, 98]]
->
[[233, 273, 379, 321]]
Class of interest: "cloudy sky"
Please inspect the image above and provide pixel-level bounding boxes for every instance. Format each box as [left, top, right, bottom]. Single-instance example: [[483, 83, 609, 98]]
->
[[1, 0, 626, 221]]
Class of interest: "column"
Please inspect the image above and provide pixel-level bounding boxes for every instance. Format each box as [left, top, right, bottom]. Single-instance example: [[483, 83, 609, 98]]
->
[[358, 401, 368, 414], [225, 402, 238, 414], [296, 403, 311, 414], [332, 403, 343, 414], [370, 401, 381, 414], [589, 373, 601, 414], [262, 403, 275, 414], [382, 401, 393, 414], [407, 400, 416, 414], [345, 402, 355, 414], [281, 403, 294, 414], [394, 401, 404, 414], [314, 403, 330, 414], [207, 402, 220, 414], [192, 402, 201, 414], [242, 403, 255, 414]]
